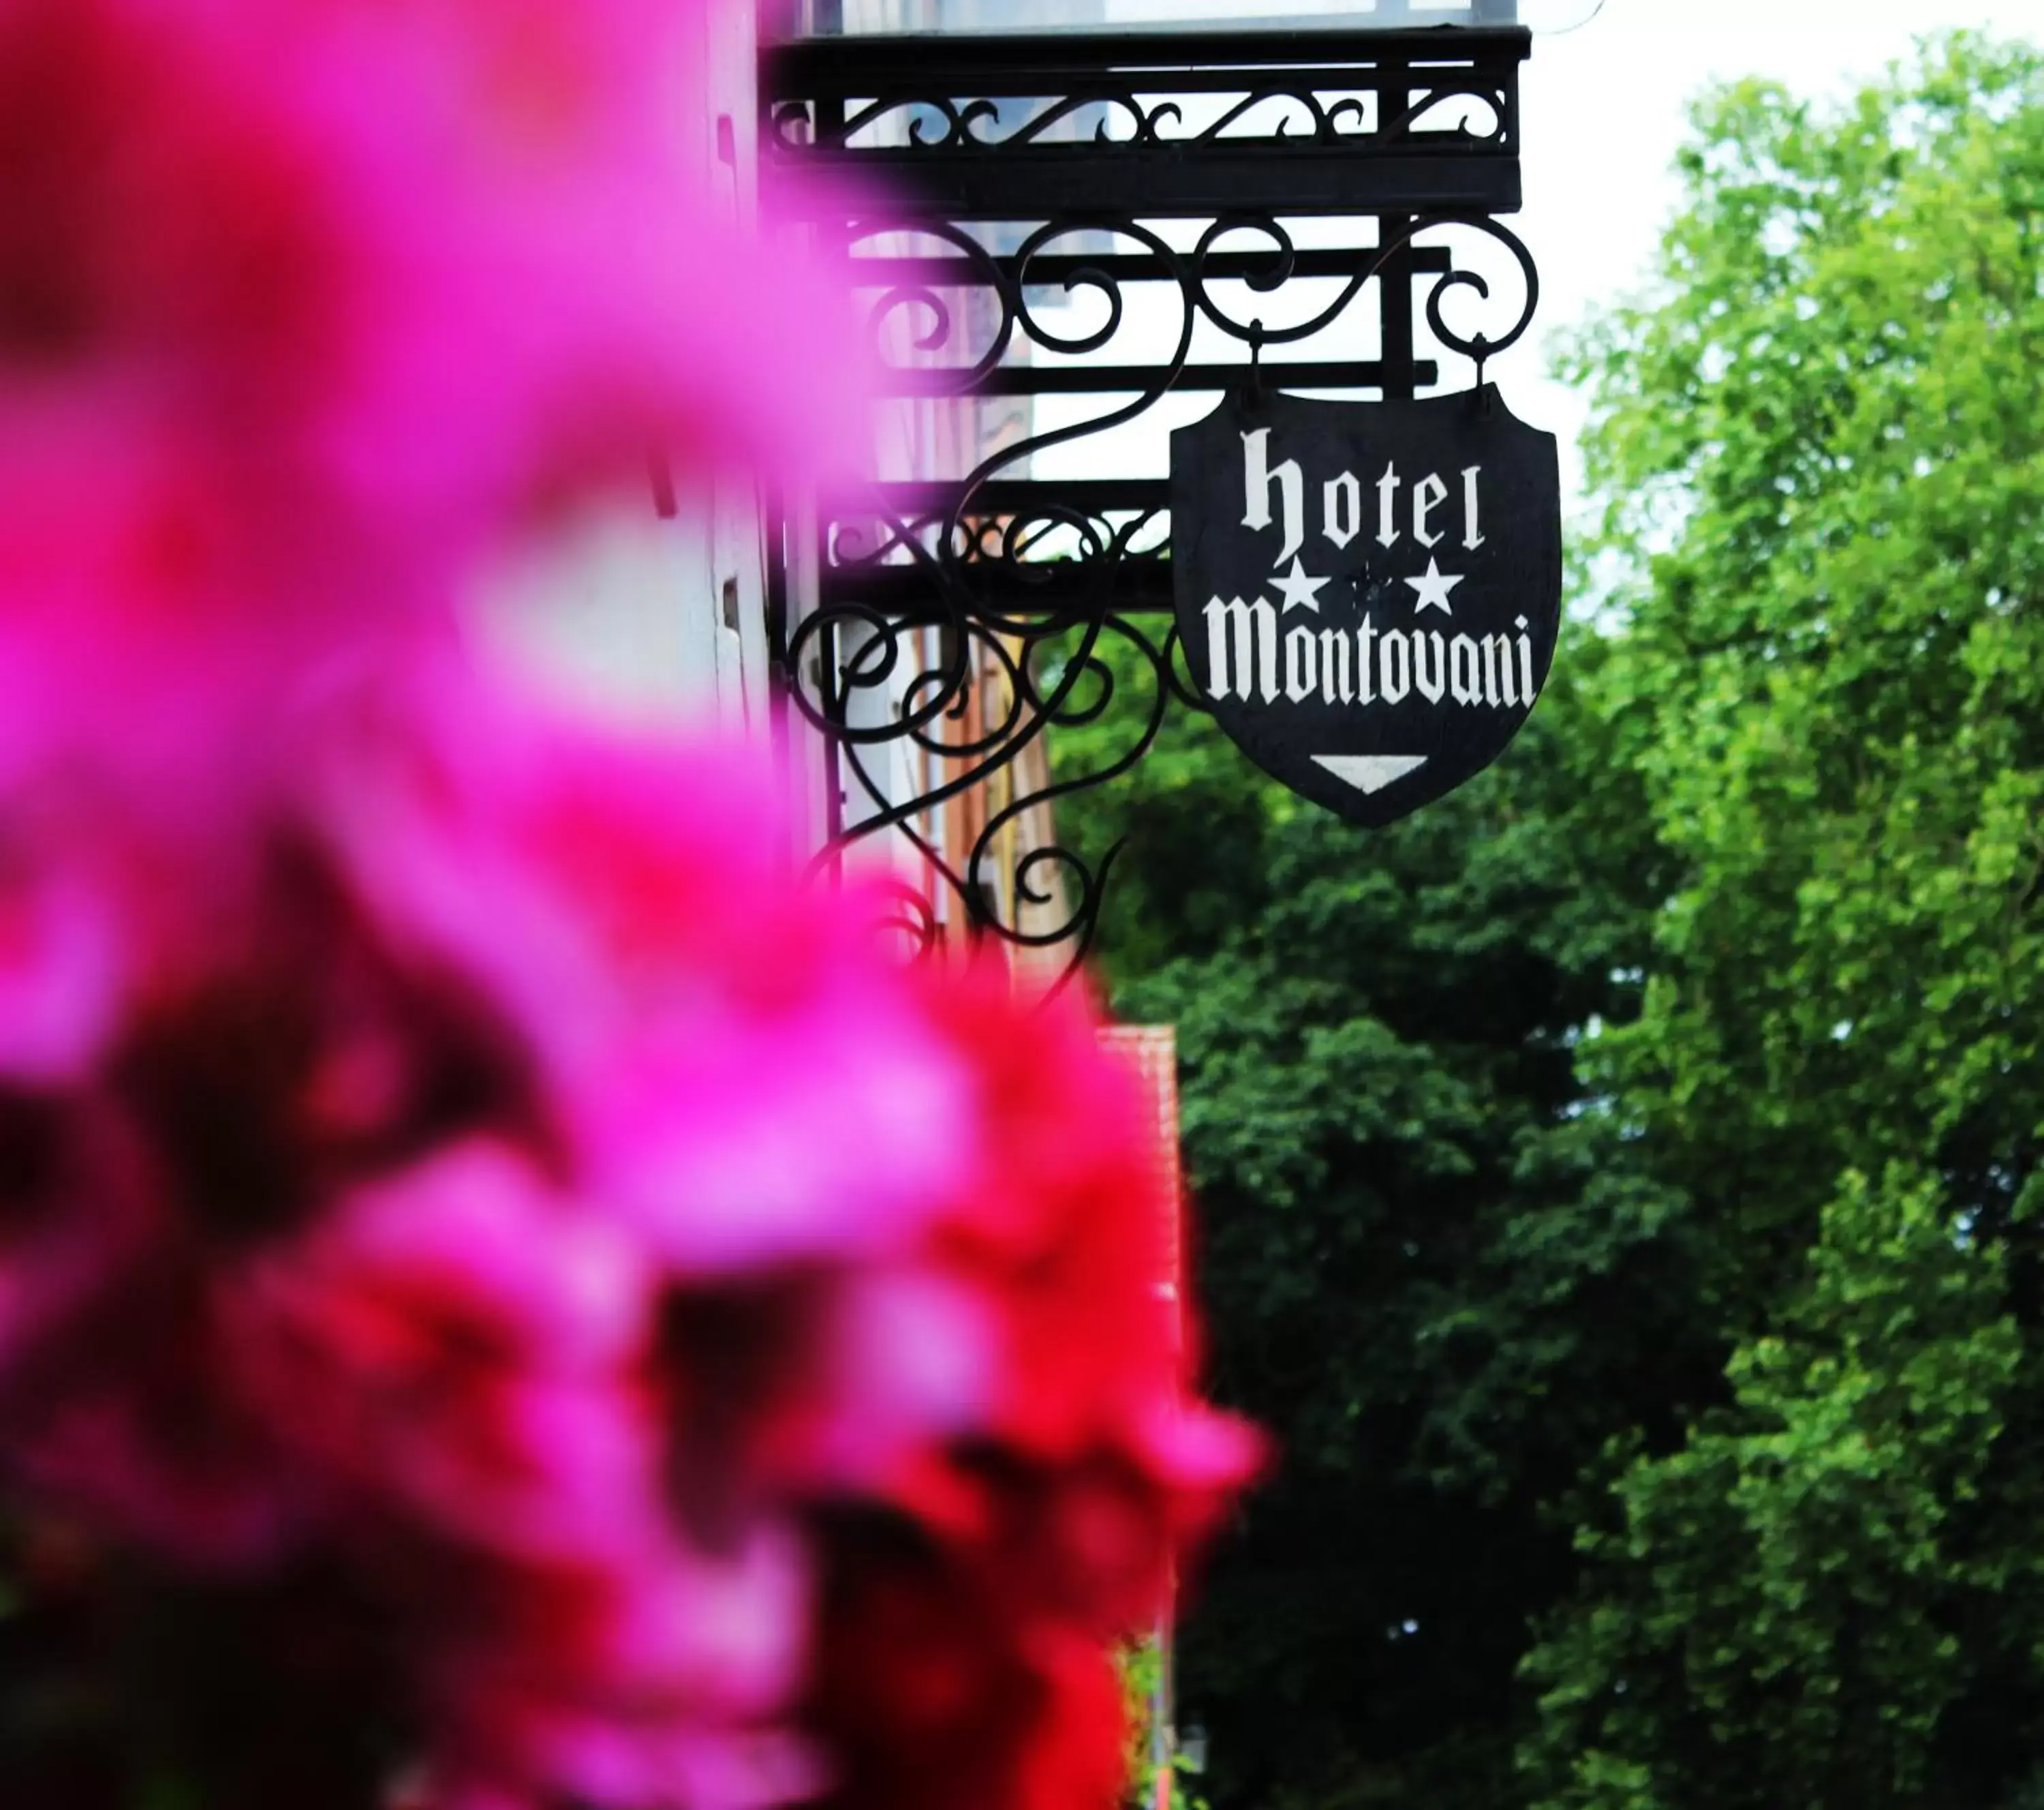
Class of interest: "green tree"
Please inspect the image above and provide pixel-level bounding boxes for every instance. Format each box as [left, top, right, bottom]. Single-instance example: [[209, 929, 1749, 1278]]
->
[[1524, 1169, 2021, 1810], [1055, 634, 1694, 1810], [1522, 33, 2044, 1810], [1059, 29, 2044, 1810]]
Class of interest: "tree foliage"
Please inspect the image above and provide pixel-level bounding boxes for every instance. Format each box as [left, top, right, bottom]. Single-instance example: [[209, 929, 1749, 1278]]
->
[[1059, 31, 2044, 1810], [1523, 33, 2044, 1810], [1058, 636, 1695, 1810]]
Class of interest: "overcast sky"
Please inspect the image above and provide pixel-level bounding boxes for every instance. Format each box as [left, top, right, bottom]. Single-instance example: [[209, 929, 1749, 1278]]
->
[[1516, 0, 2044, 503], [1028, 0, 2044, 510]]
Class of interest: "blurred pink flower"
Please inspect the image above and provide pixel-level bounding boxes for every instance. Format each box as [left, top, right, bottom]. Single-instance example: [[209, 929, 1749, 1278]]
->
[[222, 1141, 655, 1563], [306, 670, 980, 1278], [0, 0, 1256, 1802], [0, 653, 1260, 1807], [0, 0, 871, 778], [412, 1527, 818, 1810]]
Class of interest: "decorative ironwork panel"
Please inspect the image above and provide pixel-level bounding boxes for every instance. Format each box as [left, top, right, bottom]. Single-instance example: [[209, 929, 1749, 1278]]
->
[[765, 29, 1526, 216], [762, 27, 1539, 982]]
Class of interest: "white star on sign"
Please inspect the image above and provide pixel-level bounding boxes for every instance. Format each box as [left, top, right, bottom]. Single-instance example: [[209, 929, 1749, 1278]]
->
[[1403, 557, 1465, 617], [1271, 555, 1331, 615]]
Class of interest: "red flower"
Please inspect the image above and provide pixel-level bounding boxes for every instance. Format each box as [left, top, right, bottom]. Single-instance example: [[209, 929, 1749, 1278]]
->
[[0, 0, 1256, 1799], [223, 1141, 656, 1564], [805, 1518, 1133, 1810]]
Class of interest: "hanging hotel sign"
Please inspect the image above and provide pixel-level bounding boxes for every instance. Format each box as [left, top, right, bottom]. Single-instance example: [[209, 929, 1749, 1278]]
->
[[1171, 387, 1562, 829]]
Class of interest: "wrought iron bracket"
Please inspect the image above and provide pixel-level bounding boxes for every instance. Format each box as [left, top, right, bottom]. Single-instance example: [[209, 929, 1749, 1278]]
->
[[762, 25, 1538, 979]]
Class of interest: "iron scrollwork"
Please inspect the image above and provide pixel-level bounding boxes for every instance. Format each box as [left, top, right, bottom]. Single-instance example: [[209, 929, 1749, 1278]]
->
[[762, 25, 1538, 985]]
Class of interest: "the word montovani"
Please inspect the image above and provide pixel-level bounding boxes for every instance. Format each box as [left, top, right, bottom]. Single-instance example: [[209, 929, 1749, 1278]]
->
[[1205, 596, 1537, 710]]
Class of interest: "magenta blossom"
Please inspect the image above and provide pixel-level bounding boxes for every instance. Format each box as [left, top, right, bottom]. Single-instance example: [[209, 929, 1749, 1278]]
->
[[0, 0, 872, 781], [0, 652, 1260, 1809], [0, 0, 1256, 1802]]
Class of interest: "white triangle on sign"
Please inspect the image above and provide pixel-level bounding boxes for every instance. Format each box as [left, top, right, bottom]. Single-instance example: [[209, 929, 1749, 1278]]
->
[[1313, 755, 1429, 796]]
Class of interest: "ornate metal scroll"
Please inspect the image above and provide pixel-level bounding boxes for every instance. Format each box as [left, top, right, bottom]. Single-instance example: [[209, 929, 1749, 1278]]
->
[[762, 26, 1538, 983]]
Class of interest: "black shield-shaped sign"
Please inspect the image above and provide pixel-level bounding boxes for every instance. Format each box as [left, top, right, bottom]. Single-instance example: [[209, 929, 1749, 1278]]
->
[[1171, 386, 1561, 829]]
